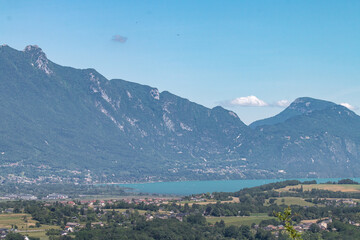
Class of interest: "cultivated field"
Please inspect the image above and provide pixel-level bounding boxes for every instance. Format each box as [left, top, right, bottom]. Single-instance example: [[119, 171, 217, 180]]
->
[[264, 197, 315, 207], [206, 213, 275, 227], [278, 184, 360, 193], [179, 197, 240, 206], [0, 213, 59, 240], [103, 208, 148, 214]]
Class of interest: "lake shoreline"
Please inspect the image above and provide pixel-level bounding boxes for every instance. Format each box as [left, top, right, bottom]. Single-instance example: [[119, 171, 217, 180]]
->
[[103, 177, 360, 196]]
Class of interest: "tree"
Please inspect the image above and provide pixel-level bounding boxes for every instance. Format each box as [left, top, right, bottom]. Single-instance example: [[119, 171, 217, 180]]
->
[[185, 214, 206, 225], [46, 229, 62, 236], [269, 198, 276, 204], [275, 207, 302, 240], [13, 207, 20, 213], [239, 225, 252, 239], [183, 203, 190, 212], [59, 236, 72, 240], [215, 219, 225, 228], [255, 228, 273, 240], [224, 225, 238, 238], [5, 233, 25, 240], [85, 221, 91, 230], [338, 179, 359, 184], [309, 223, 320, 233]]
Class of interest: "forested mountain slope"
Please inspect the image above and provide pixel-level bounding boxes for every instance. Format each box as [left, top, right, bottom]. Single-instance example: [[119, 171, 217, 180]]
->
[[1, 45, 360, 183]]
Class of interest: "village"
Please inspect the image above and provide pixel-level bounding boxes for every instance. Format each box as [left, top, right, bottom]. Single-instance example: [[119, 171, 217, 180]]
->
[[1, 185, 360, 240]]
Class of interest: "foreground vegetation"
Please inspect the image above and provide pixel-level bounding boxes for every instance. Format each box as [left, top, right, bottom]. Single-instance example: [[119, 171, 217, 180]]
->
[[1, 179, 360, 239]]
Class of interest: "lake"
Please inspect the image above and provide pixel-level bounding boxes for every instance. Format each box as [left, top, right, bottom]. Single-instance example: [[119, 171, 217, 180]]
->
[[117, 178, 360, 195]]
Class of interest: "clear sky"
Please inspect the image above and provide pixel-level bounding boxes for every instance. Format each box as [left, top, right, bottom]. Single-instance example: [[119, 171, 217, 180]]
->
[[1, 0, 359, 124]]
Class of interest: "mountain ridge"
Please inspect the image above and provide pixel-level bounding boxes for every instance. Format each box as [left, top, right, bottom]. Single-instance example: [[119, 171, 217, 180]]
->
[[249, 97, 337, 128], [1, 44, 360, 183]]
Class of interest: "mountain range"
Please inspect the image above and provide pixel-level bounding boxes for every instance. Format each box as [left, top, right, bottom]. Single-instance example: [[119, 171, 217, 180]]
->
[[1, 44, 359, 183]]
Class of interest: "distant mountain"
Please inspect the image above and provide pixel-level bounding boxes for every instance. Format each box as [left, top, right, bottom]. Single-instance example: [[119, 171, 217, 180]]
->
[[0, 45, 249, 183], [245, 101, 360, 178], [249, 97, 336, 129], [1, 44, 360, 183]]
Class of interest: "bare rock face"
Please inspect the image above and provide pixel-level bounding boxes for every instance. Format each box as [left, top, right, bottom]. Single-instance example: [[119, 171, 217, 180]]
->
[[24, 45, 53, 75]]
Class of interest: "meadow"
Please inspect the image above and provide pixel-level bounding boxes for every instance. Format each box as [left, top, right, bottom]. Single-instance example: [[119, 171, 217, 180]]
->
[[206, 213, 275, 227], [279, 184, 360, 193], [0, 213, 59, 240]]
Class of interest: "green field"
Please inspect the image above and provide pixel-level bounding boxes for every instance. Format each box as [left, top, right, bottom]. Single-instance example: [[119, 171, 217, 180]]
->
[[206, 213, 275, 227], [0, 213, 60, 240], [0, 213, 37, 229], [24, 230, 50, 240], [103, 208, 148, 214], [265, 197, 315, 207], [179, 197, 239, 207], [279, 184, 360, 193], [178, 200, 217, 206]]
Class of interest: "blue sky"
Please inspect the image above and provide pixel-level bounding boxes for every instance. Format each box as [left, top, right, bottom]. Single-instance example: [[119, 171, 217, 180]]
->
[[1, 0, 359, 124]]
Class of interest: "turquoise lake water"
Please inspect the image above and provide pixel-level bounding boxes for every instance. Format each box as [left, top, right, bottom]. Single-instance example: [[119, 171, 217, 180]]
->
[[117, 178, 360, 195]]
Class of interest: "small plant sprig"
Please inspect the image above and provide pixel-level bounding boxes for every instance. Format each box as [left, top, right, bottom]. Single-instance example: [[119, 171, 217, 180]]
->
[[275, 207, 302, 240]]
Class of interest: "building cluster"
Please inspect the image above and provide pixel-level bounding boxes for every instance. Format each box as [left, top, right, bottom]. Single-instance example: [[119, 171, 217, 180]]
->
[[258, 218, 334, 235], [42, 193, 69, 200], [0, 194, 37, 200], [58, 197, 178, 208], [0, 228, 8, 239], [325, 198, 357, 207]]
